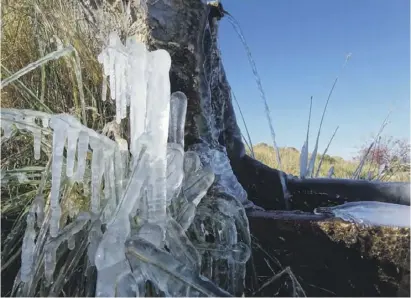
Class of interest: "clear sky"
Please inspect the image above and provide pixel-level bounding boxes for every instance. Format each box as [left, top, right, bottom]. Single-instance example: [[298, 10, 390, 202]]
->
[[218, 0, 410, 160]]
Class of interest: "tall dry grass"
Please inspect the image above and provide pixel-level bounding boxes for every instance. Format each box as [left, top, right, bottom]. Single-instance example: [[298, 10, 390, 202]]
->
[[251, 143, 410, 182], [0, 2, 137, 281]]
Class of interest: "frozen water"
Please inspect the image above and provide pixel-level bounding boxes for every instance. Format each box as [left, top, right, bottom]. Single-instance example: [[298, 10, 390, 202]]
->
[[327, 165, 335, 178], [20, 202, 37, 282], [1, 45, 74, 89], [125, 238, 231, 297], [49, 116, 69, 237], [299, 142, 308, 178], [66, 128, 80, 177], [5, 30, 246, 297], [168, 91, 188, 146], [314, 201, 411, 228], [44, 212, 91, 283], [74, 131, 89, 181]]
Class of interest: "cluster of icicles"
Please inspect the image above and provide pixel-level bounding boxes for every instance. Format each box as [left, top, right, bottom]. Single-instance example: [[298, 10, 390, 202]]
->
[[1, 32, 251, 297]]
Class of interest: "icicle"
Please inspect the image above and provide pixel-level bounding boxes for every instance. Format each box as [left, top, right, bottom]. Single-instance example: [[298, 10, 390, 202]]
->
[[102, 157, 117, 223], [101, 77, 107, 102], [66, 129, 80, 177], [144, 49, 171, 225], [166, 143, 185, 203], [90, 138, 105, 214], [33, 194, 45, 228], [94, 149, 151, 288], [127, 36, 147, 159], [32, 128, 41, 160], [98, 32, 129, 124], [168, 91, 188, 146], [0, 110, 51, 159], [299, 142, 308, 178], [20, 203, 37, 282], [41, 116, 49, 128], [49, 116, 69, 237], [44, 212, 91, 283], [74, 131, 89, 182], [125, 238, 231, 297], [1, 122, 13, 139], [17, 114, 43, 160], [327, 165, 335, 178], [87, 219, 103, 268]]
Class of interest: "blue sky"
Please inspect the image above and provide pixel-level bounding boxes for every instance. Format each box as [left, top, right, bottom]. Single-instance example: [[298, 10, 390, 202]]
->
[[218, 0, 410, 160]]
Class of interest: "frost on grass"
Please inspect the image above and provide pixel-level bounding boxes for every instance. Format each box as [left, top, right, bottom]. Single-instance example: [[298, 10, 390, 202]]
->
[[1, 32, 250, 297]]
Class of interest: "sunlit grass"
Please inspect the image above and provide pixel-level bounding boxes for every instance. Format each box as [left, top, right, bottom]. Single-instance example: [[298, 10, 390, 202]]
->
[[250, 143, 410, 182]]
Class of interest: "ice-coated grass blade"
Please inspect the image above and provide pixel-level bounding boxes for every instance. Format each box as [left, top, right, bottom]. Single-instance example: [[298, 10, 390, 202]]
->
[[307, 54, 351, 177], [125, 238, 232, 297], [1, 46, 74, 89], [232, 91, 255, 158], [227, 15, 281, 169], [299, 96, 313, 178], [315, 126, 339, 178]]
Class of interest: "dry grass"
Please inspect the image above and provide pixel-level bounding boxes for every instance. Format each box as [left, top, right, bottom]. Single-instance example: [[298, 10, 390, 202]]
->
[[0, 0, 132, 124], [1, 0, 110, 221], [251, 143, 410, 182]]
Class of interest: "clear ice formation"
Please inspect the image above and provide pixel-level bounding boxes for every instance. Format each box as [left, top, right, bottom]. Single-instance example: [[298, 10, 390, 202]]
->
[[1, 45, 74, 89], [187, 143, 252, 294], [1, 109, 50, 160], [327, 165, 335, 178], [20, 200, 38, 282], [314, 201, 411, 228], [125, 238, 231, 297], [299, 141, 308, 178], [2, 31, 252, 297], [44, 212, 91, 283], [94, 33, 241, 296]]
